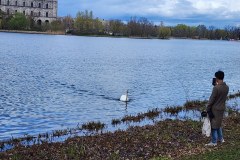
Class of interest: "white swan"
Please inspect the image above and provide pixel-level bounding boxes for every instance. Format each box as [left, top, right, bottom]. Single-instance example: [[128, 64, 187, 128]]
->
[[120, 90, 129, 102]]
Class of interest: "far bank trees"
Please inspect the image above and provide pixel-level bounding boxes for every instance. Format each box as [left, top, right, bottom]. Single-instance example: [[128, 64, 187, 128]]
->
[[0, 11, 65, 32], [158, 22, 171, 39], [1, 9, 240, 40], [74, 10, 104, 35], [8, 13, 29, 30]]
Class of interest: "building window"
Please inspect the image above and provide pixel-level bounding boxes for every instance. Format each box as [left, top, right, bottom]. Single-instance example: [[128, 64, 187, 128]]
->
[[31, 11, 33, 16], [38, 12, 41, 16], [15, 1, 17, 6], [46, 4, 48, 9], [38, 3, 41, 8], [7, 0, 10, 5], [23, 11, 25, 15], [31, 2, 33, 7], [37, 20, 42, 25], [23, 2, 25, 7], [0, 0, 1, 5], [46, 12, 48, 17]]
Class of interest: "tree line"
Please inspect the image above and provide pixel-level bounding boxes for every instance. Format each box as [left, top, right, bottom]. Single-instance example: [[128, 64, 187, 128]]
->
[[70, 11, 240, 40], [1, 9, 240, 40], [0, 10, 64, 32]]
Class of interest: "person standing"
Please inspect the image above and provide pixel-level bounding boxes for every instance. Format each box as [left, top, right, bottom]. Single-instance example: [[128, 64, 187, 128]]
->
[[205, 70, 229, 146]]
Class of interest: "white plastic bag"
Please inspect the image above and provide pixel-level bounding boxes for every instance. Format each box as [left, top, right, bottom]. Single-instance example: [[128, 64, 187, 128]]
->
[[202, 117, 211, 137]]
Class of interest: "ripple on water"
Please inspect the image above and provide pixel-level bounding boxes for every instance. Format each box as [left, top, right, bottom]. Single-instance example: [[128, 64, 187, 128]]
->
[[1, 34, 240, 140]]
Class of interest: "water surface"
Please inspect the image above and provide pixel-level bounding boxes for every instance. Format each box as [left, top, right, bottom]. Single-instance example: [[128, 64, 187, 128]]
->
[[0, 32, 240, 140]]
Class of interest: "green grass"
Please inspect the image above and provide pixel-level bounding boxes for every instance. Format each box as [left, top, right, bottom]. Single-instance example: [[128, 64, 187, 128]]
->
[[0, 107, 239, 159], [150, 157, 171, 160], [182, 143, 240, 160]]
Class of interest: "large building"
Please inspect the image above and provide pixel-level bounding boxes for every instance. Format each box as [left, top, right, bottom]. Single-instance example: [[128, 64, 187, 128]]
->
[[0, 0, 57, 24]]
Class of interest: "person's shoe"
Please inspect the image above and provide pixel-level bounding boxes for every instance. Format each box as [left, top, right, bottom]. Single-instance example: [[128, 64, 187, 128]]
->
[[205, 142, 217, 146], [220, 139, 225, 143]]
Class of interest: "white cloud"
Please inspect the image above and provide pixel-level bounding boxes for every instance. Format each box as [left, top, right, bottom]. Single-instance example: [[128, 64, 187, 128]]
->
[[58, 0, 240, 26], [189, 0, 240, 19]]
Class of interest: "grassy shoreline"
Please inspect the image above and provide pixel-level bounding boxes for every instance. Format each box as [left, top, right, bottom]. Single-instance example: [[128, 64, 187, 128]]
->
[[0, 29, 65, 35], [0, 92, 239, 159], [2, 29, 239, 41], [0, 113, 239, 160]]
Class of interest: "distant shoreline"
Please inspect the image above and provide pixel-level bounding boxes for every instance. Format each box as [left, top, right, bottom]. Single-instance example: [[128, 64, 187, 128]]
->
[[0, 29, 65, 35], [1, 29, 239, 42]]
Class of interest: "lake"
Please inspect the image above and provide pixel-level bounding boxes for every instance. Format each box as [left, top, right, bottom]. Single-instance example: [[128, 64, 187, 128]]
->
[[0, 32, 240, 140]]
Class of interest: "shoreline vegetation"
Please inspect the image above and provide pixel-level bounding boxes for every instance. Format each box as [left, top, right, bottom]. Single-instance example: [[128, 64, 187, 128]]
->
[[1, 10, 240, 40], [0, 29, 65, 35], [0, 92, 240, 159], [1, 29, 240, 42]]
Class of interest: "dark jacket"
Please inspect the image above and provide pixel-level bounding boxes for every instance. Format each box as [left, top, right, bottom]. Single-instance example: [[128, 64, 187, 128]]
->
[[207, 82, 229, 129]]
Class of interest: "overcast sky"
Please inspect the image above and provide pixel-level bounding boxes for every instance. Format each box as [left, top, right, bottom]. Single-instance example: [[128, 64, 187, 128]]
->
[[58, 0, 240, 27]]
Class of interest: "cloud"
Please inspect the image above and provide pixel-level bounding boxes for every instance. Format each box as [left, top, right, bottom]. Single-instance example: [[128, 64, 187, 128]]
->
[[58, 0, 240, 27]]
